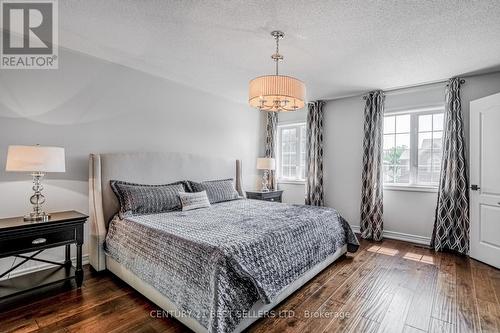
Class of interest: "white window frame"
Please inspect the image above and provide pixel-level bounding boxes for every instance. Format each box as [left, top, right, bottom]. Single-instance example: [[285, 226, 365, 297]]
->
[[383, 106, 445, 192], [276, 122, 307, 184]]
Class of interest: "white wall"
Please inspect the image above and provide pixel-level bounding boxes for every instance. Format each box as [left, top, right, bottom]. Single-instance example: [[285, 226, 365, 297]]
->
[[278, 183, 305, 204], [280, 71, 500, 243], [323, 97, 364, 225], [0, 48, 263, 277]]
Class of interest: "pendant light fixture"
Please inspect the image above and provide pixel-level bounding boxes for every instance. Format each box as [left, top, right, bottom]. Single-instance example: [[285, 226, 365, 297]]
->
[[248, 31, 306, 112]]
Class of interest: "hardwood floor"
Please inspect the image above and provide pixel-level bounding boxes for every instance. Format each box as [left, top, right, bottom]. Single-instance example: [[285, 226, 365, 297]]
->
[[1, 237, 499, 333]]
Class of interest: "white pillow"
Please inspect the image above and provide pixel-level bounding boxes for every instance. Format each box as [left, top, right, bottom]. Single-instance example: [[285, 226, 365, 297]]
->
[[179, 191, 211, 211]]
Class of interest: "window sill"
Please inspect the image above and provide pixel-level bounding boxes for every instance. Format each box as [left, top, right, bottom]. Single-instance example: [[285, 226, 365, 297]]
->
[[383, 185, 438, 193], [278, 180, 306, 185]]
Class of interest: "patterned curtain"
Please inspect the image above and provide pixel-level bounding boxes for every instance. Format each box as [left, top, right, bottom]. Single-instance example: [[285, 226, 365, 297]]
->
[[305, 100, 325, 206], [360, 91, 385, 241], [431, 77, 469, 254], [265, 112, 278, 190]]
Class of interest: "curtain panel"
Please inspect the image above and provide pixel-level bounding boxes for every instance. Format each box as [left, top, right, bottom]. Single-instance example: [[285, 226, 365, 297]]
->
[[431, 77, 470, 254], [360, 91, 385, 241], [265, 112, 278, 190], [305, 100, 325, 206]]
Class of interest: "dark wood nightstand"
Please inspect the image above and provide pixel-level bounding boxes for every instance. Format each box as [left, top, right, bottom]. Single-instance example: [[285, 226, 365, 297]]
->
[[246, 190, 283, 203], [0, 211, 87, 300]]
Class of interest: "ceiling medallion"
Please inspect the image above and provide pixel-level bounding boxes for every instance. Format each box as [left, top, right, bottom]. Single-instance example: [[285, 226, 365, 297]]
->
[[249, 31, 306, 112]]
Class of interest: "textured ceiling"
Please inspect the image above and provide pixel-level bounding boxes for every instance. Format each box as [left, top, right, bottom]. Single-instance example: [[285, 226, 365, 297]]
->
[[59, 0, 500, 102]]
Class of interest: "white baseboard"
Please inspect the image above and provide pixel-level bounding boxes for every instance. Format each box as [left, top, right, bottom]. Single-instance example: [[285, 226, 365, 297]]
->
[[1, 254, 89, 281], [350, 225, 431, 246]]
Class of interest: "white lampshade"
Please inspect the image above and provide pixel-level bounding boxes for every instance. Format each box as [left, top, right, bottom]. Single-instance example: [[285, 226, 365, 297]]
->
[[5, 145, 66, 172], [256, 157, 276, 171], [249, 75, 306, 112]]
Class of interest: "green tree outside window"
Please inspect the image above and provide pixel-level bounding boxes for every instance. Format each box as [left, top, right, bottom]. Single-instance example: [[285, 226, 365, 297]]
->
[[384, 145, 407, 182]]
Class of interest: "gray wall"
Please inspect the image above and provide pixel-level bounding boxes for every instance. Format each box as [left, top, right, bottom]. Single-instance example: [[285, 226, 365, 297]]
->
[[0, 48, 263, 277], [280, 71, 500, 242]]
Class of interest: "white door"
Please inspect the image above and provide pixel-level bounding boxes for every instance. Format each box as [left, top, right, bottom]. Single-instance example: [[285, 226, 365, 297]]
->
[[470, 92, 500, 268]]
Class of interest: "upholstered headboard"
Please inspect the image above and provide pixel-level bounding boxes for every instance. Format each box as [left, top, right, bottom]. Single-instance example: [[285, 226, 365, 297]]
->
[[88, 152, 243, 271]]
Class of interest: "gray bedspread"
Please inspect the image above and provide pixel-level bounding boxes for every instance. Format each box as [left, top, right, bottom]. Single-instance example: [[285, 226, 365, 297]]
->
[[105, 199, 358, 333]]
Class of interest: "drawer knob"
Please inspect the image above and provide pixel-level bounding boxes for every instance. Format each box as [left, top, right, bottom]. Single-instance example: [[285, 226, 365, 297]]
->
[[32, 238, 47, 245]]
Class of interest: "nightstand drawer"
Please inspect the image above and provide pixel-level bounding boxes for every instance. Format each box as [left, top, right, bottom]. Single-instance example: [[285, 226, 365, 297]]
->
[[261, 192, 279, 199], [246, 190, 283, 203], [0, 227, 76, 256]]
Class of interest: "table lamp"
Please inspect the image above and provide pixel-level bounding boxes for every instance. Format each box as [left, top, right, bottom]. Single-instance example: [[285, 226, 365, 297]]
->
[[5, 145, 66, 221], [256, 157, 276, 192]]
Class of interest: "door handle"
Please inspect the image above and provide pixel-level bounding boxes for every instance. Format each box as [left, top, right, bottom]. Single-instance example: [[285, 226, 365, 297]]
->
[[470, 184, 480, 191]]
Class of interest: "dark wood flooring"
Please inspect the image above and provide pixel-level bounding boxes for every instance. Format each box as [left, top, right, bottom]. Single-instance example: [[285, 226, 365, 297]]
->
[[1, 237, 499, 333]]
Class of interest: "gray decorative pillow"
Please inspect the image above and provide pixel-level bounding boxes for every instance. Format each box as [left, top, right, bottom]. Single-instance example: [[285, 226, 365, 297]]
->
[[179, 191, 211, 211], [189, 178, 240, 204], [110, 180, 186, 218]]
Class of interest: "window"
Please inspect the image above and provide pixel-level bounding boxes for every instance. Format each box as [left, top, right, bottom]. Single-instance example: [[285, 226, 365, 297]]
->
[[277, 122, 306, 182], [383, 108, 444, 188]]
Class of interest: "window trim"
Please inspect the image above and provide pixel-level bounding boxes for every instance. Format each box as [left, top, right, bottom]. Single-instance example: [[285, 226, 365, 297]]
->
[[383, 184, 438, 193], [383, 107, 445, 190], [276, 122, 307, 183], [384, 104, 444, 116], [278, 179, 307, 185]]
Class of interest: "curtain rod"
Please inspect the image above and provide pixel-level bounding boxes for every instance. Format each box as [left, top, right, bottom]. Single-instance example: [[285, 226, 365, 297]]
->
[[321, 69, 500, 102], [362, 78, 466, 100]]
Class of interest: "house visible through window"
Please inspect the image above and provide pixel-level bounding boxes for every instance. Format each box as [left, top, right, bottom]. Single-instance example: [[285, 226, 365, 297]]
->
[[277, 122, 306, 182], [383, 108, 444, 187]]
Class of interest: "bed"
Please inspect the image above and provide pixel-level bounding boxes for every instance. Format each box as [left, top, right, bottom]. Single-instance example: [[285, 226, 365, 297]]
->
[[88, 152, 358, 333]]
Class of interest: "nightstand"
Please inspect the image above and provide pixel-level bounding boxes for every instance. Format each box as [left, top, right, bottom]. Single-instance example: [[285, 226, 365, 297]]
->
[[246, 190, 283, 203], [0, 211, 87, 300]]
